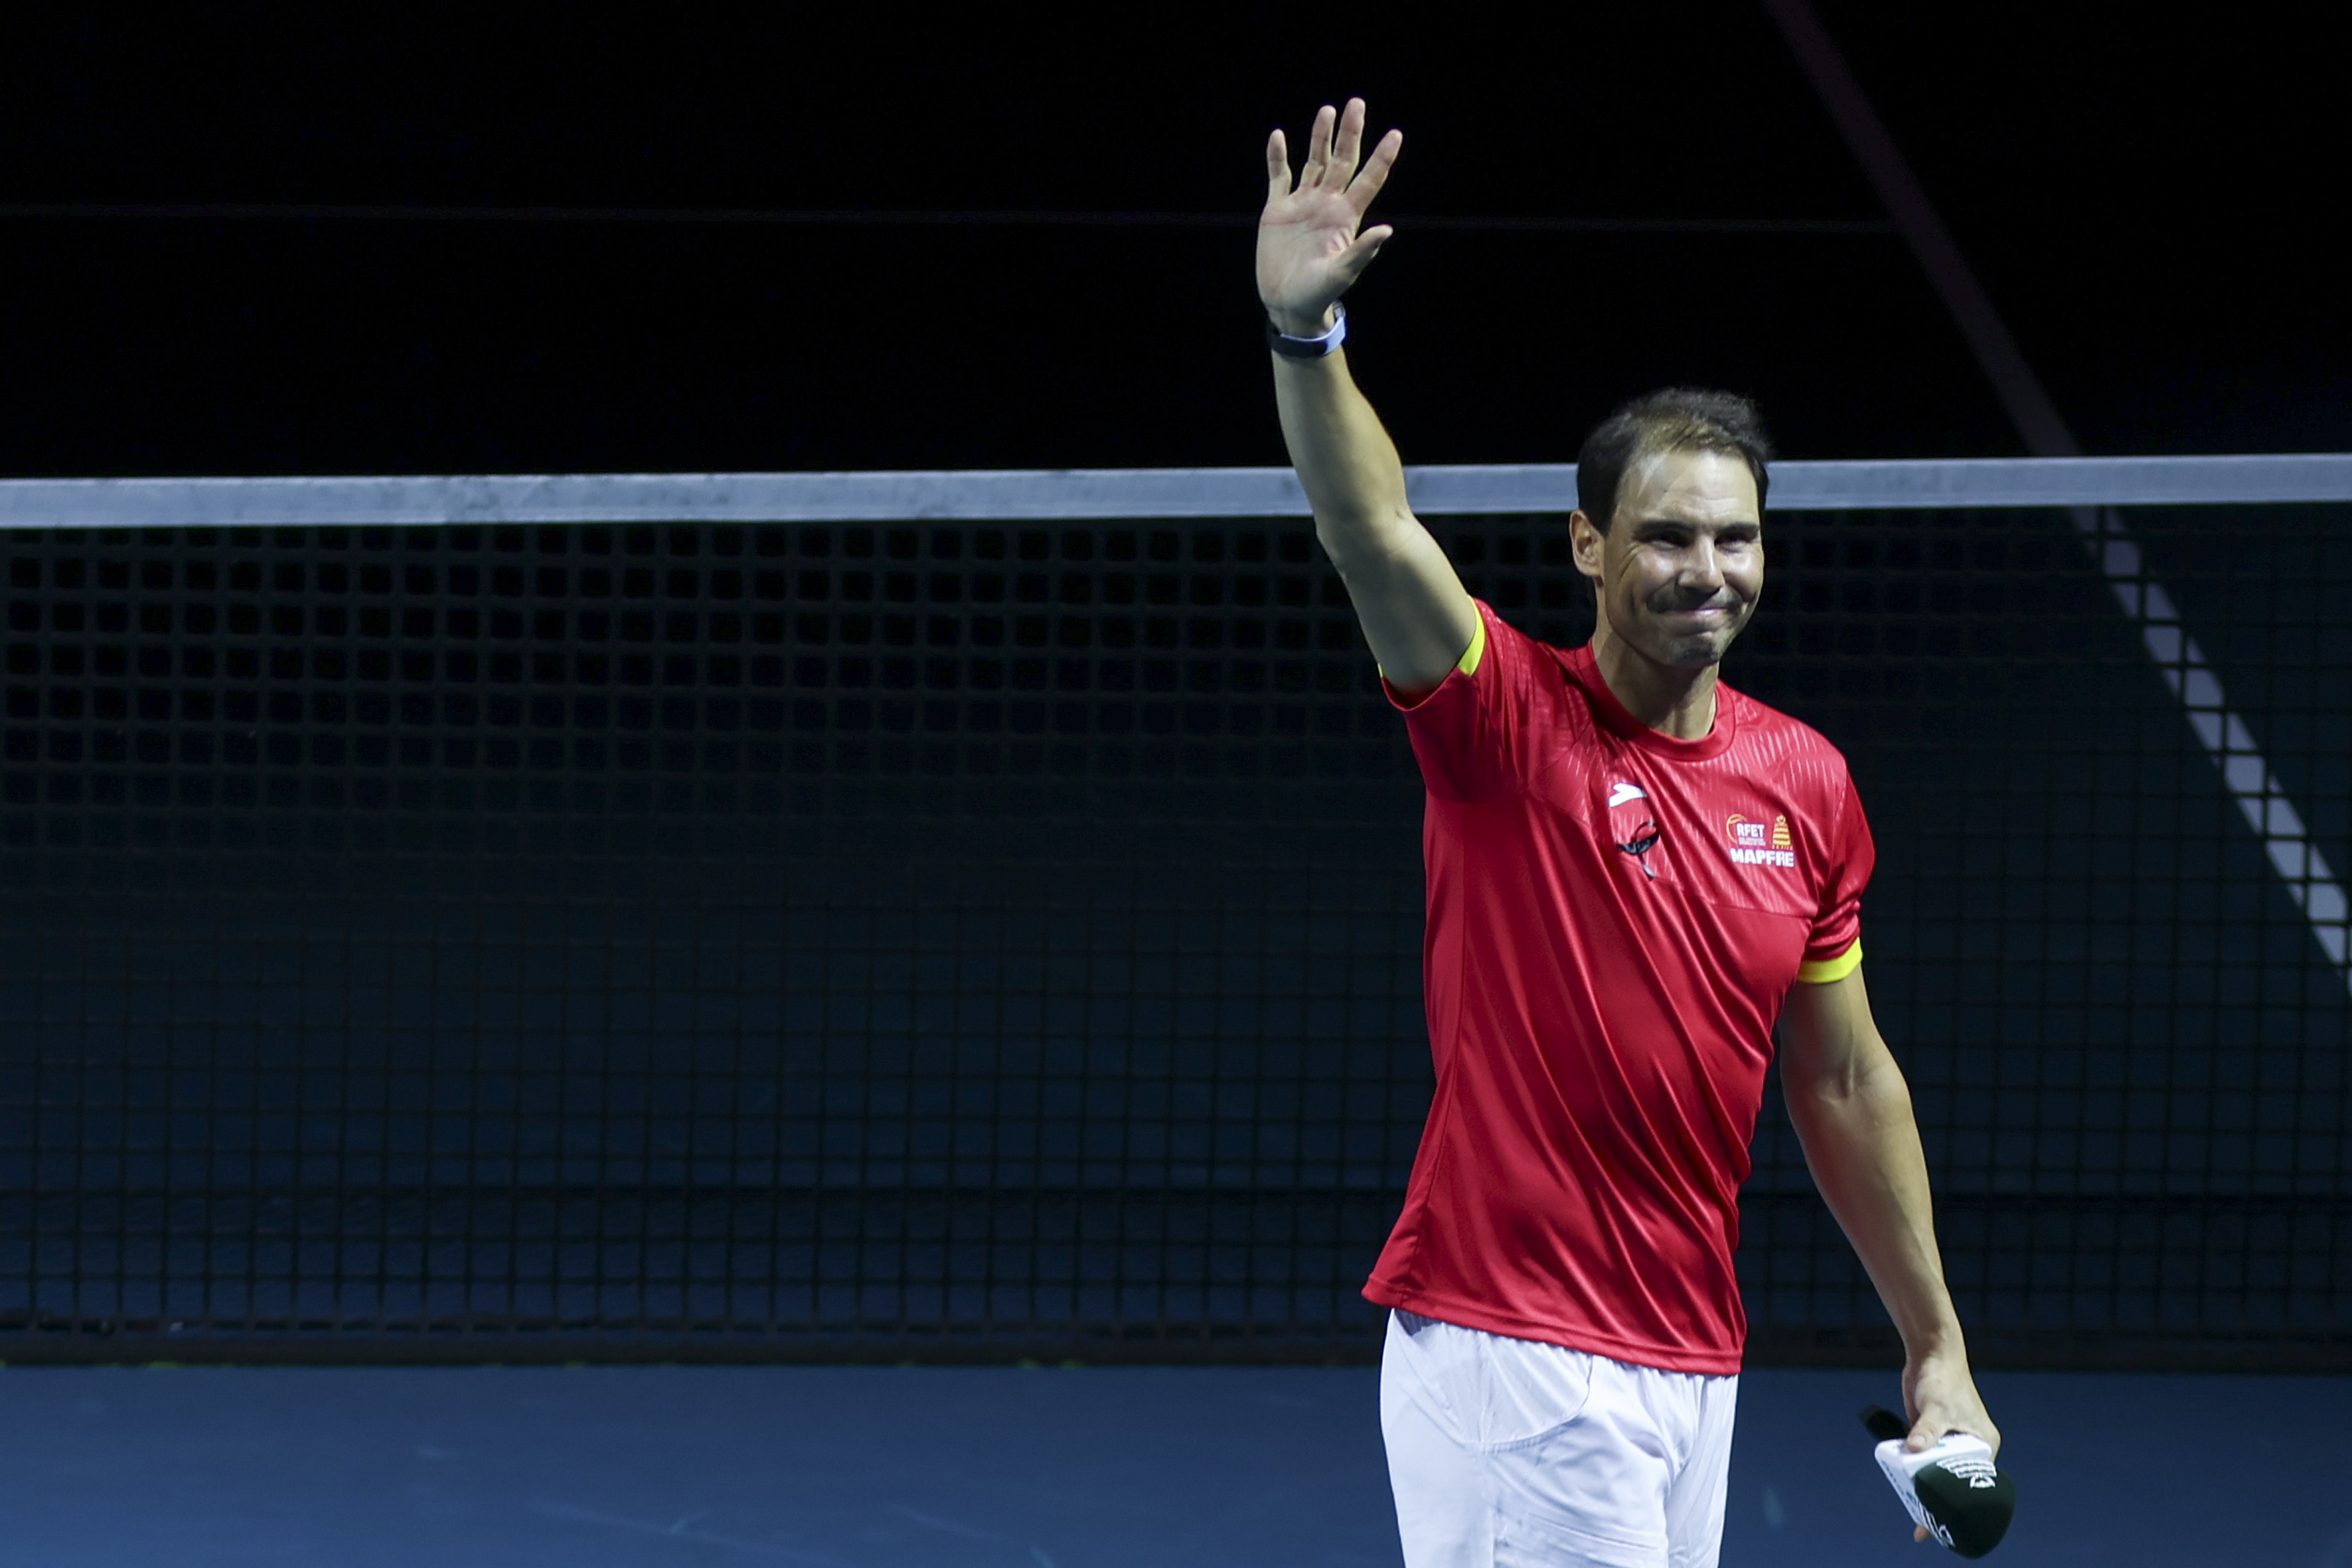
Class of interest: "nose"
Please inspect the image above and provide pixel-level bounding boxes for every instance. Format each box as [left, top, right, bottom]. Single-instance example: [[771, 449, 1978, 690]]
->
[[1682, 538, 1725, 592]]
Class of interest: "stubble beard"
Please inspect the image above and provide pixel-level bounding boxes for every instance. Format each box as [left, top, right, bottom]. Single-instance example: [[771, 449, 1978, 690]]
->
[[1616, 590, 1755, 670]]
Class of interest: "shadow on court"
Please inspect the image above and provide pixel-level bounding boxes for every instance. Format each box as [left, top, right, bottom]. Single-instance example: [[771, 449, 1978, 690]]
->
[[0, 1364, 2340, 1565]]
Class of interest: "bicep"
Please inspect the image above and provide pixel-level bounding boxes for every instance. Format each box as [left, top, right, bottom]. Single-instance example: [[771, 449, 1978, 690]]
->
[[1322, 514, 1480, 699], [1778, 964, 1896, 1099]]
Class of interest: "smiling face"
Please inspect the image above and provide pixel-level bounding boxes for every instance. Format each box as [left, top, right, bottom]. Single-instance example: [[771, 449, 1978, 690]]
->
[[1571, 447, 1763, 670]]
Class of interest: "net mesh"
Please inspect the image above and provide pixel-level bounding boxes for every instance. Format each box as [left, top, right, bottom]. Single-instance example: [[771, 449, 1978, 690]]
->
[[3, 502, 2347, 1364]]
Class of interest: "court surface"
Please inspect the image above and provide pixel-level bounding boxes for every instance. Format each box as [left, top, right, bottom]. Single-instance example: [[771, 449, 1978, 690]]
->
[[1, 1362, 2339, 1565]]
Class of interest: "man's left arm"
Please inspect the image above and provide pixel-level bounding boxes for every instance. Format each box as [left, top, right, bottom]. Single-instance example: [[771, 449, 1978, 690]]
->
[[1779, 965, 2000, 1470]]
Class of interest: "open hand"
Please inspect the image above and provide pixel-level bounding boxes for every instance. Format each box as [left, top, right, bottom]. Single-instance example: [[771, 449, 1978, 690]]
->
[[1258, 98, 1401, 338]]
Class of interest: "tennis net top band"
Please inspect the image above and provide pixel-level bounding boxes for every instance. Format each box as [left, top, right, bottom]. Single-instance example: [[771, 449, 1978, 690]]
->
[[3, 454, 2349, 528]]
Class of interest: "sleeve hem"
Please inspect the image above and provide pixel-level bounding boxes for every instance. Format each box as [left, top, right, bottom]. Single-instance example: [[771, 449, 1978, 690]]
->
[[1455, 611, 1488, 677], [1381, 604, 1489, 713], [1795, 938, 1863, 984]]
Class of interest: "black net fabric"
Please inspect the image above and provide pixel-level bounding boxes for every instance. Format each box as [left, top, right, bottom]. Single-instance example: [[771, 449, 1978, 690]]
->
[[2, 507, 2347, 1366]]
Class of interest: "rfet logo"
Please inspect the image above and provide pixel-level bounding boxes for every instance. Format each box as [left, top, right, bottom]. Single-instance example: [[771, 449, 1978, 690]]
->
[[1725, 813, 1796, 869]]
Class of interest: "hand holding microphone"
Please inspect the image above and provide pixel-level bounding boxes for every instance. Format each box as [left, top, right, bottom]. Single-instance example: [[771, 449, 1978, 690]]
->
[[1861, 1405, 2016, 1557]]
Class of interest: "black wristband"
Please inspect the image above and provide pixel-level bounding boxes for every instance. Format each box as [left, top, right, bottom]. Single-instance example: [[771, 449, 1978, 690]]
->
[[1264, 303, 1347, 359]]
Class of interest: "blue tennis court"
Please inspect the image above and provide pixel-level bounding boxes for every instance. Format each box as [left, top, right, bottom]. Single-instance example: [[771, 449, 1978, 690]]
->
[[1, 1362, 2339, 1565]]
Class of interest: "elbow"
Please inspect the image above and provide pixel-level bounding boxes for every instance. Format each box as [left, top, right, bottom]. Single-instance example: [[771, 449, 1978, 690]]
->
[[1785, 1046, 1910, 1115], [1784, 1067, 1860, 1125], [1813, 1066, 1917, 1133], [1314, 509, 1424, 576]]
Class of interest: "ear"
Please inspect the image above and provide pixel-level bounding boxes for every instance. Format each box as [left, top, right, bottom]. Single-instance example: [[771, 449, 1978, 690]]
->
[[1568, 509, 1607, 584]]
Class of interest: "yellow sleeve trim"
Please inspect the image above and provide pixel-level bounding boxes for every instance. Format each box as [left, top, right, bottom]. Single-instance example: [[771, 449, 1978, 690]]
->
[[1796, 939, 1863, 984], [1374, 610, 1488, 685], [1455, 611, 1487, 678]]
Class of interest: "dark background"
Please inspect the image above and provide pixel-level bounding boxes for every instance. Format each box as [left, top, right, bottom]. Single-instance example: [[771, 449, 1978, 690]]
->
[[3, 3, 2345, 477], [4, 5, 2350, 1368]]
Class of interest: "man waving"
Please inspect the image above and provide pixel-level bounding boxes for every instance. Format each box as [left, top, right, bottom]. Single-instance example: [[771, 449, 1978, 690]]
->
[[1259, 98, 1998, 1567]]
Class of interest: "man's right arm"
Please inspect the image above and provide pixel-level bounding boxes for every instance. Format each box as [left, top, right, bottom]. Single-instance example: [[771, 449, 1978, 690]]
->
[[1261, 100, 1478, 701]]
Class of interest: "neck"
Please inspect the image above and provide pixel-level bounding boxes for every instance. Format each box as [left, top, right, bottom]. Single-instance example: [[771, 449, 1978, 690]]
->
[[1589, 620, 1719, 740]]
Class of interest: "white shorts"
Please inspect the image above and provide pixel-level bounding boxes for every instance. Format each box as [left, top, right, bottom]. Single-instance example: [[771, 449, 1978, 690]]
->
[[1379, 1309, 1738, 1568]]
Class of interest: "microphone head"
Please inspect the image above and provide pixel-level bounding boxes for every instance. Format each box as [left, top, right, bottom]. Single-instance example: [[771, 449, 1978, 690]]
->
[[1912, 1448, 2016, 1559], [1859, 1409, 2016, 1558]]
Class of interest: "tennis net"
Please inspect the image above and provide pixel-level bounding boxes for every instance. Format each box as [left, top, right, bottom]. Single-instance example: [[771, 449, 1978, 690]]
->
[[3, 459, 2348, 1367]]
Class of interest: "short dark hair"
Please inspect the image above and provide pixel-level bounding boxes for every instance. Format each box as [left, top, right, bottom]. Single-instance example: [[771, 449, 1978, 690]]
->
[[1575, 388, 1773, 532]]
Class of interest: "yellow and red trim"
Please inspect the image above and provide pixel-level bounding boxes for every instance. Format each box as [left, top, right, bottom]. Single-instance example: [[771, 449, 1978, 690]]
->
[[1454, 612, 1488, 678], [1376, 611, 1488, 687], [1796, 939, 1863, 984]]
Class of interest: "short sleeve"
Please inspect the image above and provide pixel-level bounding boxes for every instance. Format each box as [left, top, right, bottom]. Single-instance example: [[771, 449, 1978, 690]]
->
[[1798, 771, 1875, 981], [1387, 600, 1555, 804]]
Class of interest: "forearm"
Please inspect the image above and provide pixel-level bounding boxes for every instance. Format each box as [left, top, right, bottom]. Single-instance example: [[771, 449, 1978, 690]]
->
[[1786, 1056, 1965, 1356], [1257, 100, 1472, 692], [1272, 349, 1475, 688], [1780, 969, 1996, 1454], [1271, 348, 1414, 570]]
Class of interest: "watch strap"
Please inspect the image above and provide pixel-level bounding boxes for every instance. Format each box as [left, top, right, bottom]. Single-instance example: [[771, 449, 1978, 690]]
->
[[1265, 303, 1347, 359]]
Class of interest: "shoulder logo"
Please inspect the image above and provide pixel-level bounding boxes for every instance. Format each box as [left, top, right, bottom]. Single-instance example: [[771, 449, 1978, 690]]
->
[[1725, 813, 1797, 869], [1607, 781, 1647, 809]]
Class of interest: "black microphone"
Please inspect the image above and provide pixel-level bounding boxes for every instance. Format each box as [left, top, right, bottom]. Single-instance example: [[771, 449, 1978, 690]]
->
[[1859, 1405, 2016, 1558]]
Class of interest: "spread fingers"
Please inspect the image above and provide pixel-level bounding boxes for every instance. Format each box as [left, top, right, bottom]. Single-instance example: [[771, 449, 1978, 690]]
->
[[1330, 97, 1369, 184], [1348, 127, 1403, 212], [1302, 103, 1338, 186]]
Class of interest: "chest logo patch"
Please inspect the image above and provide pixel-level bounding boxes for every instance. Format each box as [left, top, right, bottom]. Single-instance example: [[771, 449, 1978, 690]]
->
[[1607, 781, 1662, 879], [1725, 813, 1797, 868]]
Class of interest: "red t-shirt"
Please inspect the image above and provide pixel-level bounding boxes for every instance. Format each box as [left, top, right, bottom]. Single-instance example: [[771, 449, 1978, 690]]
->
[[1363, 600, 1873, 1374]]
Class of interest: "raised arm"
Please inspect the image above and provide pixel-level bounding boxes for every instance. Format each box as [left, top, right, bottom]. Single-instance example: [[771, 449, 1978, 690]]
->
[[1259, 99, 1478, 699]]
